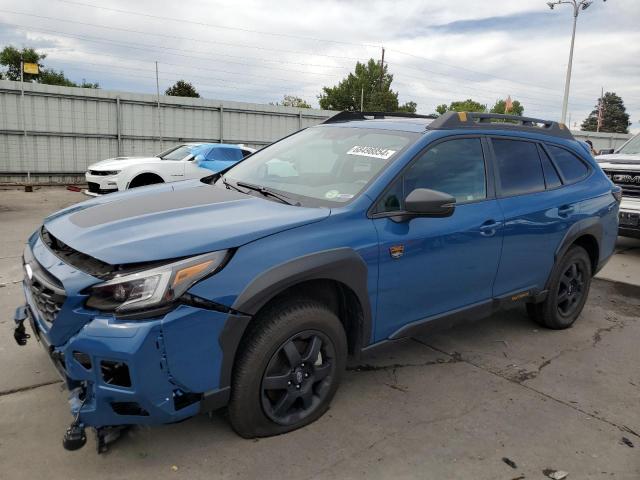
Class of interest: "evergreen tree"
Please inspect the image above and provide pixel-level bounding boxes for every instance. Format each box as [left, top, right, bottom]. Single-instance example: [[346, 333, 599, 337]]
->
[[581, 92, 630, 134]]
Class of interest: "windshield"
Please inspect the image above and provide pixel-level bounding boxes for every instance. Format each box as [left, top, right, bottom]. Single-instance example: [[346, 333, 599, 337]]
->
[[222, 126, 419, 206], [157, 144, 212, 161], [617, 134, 640, 155]]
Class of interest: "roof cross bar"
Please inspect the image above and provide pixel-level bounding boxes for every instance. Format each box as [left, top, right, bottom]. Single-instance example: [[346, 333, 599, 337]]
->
[[427, 112, 574, 140], [323, 111, 438, 124]]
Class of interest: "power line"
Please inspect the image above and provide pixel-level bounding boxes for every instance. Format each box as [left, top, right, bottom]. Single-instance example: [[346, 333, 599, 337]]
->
[[0, 9, 364, 67], [0, 21, 345, 77], [54, 0, 381, 49], [4, 19, 593, 110]]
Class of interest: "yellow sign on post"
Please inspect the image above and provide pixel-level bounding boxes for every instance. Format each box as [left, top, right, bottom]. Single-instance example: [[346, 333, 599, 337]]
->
[[23, 63, 39, 75]]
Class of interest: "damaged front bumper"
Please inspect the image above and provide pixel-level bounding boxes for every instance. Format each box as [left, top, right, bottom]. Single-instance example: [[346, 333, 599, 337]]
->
[[15, 285, 239, 431]]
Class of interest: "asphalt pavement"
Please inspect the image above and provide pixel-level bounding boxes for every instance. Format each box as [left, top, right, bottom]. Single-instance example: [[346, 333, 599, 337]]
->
[[0, 186, 638, 479]]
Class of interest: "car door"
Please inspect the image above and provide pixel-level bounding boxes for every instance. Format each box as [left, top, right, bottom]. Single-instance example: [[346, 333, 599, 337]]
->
[[490, 137, 581, 297], [372, 136, 504, 341]]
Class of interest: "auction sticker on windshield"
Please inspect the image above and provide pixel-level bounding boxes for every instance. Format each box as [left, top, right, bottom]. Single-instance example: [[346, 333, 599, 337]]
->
[[347, 145, 397, 160]]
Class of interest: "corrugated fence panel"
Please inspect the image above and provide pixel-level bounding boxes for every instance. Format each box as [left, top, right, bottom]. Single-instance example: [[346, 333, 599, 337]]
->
[[0, 79, 333, 182], [4, 79, 632, 184]]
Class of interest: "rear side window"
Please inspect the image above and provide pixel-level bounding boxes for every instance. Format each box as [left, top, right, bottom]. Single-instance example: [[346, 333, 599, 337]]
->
[[492, 139, 545, 196], [538, 146, 562, 189], [546, 145, 589, 184]]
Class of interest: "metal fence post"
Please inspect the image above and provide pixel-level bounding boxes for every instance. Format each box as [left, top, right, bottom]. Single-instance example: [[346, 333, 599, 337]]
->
[[220, 105, 224, 143], [116, 96, 122, 156], [298, 111, 302, 130]]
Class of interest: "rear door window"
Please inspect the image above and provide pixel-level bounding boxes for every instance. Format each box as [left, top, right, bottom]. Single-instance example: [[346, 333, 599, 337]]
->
[[546, 145, 589, 184], [538, 146, 562, 189], [492, 139, 545, 196]]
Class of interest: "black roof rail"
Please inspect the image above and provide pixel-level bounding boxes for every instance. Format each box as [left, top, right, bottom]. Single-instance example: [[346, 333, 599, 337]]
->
[[323, 111, 438, 124], [427, 111, 574, 140]]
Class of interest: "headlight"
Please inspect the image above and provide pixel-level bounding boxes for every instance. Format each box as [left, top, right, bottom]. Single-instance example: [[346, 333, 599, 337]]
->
[[85, 250, 229, 313]]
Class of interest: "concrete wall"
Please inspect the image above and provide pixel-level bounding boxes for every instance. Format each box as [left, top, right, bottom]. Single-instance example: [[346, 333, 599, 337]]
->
[[572, 130, 633, 152], [0, 80, 333, 183]]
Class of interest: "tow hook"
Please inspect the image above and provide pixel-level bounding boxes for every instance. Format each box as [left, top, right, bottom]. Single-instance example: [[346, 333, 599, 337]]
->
[[64, 390, 88, 451], [63, 423, 87, 451], [13, 306, 30, 346]]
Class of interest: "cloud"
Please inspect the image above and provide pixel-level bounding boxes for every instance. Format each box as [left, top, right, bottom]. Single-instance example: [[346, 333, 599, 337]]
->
[[0, 0, 637, 130]]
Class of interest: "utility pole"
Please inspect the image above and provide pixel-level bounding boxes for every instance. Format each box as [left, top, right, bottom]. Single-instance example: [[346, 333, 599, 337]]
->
[[379, 47, 385, 92], [155, 61, 162, 150], [547, 1, 606, 124], [596, 86, 604, 132], [20, 54, 32, 190]]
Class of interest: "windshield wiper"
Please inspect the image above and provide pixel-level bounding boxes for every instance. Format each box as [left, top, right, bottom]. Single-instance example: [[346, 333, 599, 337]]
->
[[221, 177, 246, 193], [235, 181, 300, 206]]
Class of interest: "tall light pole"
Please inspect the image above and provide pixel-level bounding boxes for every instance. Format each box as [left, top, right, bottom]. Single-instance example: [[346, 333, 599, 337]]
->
[[547, 0, 606, 124]]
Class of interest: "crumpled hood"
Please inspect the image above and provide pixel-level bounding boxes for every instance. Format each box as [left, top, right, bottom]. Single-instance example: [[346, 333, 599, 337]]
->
[[88, 156, 159, 170], [596, 153, 640, 167], [44, 181, 330, 264]]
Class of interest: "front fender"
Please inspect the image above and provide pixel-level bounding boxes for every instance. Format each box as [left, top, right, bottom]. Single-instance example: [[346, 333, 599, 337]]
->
[[214, 248, 372, 389]]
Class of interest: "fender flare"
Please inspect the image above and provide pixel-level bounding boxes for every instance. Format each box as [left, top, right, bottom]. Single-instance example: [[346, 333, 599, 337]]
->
[[217, 248, 372, 389], [548, 218, 603, 290], [554, 218, 602, 264]]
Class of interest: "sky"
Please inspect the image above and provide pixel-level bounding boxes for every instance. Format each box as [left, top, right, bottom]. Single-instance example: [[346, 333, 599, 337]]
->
[[0, 0, 639, 132]]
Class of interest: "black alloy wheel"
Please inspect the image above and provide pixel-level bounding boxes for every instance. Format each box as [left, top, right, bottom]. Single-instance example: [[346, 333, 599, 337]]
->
[[261, 331, 336, 426], [556, 261, 586, 317], [526, 245, 592, 329]]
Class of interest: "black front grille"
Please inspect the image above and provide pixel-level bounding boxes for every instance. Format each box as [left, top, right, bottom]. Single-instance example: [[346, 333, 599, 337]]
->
[[87, 182, 116, 194], [29, 276, 65, 323], [604, 170, 640, 197]]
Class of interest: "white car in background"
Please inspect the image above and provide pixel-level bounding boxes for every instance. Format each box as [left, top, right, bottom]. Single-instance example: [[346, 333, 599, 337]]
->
[[84, 143, 255, 195]]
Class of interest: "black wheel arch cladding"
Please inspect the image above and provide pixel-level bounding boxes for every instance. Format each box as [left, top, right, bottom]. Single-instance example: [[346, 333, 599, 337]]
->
[[217, 248, 371, 390]]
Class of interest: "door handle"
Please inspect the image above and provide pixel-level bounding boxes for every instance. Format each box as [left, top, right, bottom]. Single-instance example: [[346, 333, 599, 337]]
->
[[479, 220, 502, 236], [558, 205, 574, 217]]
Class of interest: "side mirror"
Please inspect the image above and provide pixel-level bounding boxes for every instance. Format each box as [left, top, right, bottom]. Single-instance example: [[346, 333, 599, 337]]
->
[[402, 188, 455, 218], [193, 154, 205, 163], [598, 148, 615, 155]]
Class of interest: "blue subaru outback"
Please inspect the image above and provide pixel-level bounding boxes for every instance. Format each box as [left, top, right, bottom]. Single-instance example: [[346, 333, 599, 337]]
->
[[14, 111, 620, 451]]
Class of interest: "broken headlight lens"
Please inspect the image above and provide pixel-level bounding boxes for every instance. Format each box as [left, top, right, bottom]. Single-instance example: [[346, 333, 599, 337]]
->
[[85, 250, 229, 313]]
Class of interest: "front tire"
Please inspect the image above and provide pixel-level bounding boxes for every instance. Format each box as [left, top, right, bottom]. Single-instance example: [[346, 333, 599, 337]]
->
[[228, 299, 347, 438], [527, 245, 592, 329]]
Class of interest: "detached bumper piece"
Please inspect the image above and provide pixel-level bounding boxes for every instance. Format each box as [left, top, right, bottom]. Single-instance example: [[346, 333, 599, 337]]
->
[[13, 306, 30, 346]]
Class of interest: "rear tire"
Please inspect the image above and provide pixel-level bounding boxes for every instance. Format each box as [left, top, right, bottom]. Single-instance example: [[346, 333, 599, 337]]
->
[[527, 245, 592, 329], [228, 298, 347, 438]]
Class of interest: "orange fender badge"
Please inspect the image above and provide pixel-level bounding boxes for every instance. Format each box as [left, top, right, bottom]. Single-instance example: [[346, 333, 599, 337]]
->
[[389, 245, 405, 259]]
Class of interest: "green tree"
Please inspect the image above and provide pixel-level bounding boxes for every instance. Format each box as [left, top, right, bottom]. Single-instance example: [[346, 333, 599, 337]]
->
[[490, 98, 524, 116], [270, 94, 311, 108], [39, 68, 77, 87], [165, 80, 200, 98], [318, 59, 417, 112], [435, 104, 448, 116], [0, 46, 45, 81], [581, 92, 630, 134], [435, 99, 487, 115], [397, 100, 417, 113], [0, 45, 99, 88]]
